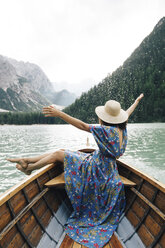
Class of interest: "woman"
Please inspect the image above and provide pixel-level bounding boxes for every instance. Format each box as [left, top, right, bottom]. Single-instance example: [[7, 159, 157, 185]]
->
[[7, 93, 144, 248]]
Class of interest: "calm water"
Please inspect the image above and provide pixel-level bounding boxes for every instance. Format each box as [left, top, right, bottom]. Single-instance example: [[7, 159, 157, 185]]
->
[[0, 123, 165, 193]]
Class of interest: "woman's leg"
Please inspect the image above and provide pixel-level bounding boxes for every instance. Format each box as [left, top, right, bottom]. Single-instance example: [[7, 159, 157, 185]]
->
[[26, 150, 64, 173], [7, 152, 52, 168]]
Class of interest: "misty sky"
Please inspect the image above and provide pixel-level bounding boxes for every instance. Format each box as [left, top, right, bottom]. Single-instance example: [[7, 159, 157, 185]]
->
[[0, 0, 164, 88]]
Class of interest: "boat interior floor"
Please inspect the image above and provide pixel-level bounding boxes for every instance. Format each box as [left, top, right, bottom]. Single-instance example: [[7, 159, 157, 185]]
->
[[60, 232, 123, 248], [37, 197, 145, 248]]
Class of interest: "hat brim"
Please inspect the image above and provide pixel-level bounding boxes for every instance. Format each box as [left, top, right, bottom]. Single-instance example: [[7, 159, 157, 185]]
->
[[95, 106, 128, 124]]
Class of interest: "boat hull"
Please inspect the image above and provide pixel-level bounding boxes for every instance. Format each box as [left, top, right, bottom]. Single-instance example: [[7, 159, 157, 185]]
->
[[0, 154, 164, 248]]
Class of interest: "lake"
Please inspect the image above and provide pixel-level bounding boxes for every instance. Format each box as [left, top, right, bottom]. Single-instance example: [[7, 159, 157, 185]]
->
[[0, 123, 165, 193]]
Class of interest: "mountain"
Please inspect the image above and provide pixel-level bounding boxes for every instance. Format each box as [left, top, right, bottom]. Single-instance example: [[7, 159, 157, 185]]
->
[[0, 56, 76, 111], [0, 55, 49, 111], [52, 79, 98, 96], [8, 57, 77, 107], [64, 17, 165, 123], [47, 89, 76, 106], [7, 57, 54, 96]]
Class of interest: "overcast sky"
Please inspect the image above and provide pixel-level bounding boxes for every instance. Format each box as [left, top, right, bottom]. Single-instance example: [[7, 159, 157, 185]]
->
[[0, 0, 164, 87]]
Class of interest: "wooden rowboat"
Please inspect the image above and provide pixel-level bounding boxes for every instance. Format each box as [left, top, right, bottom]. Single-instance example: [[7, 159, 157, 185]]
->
[[0, 148, 165, 248]]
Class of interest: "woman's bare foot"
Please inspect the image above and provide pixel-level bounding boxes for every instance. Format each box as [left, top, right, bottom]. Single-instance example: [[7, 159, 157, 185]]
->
[[16, 164, 31, 175], [7, 158, 28, 169]]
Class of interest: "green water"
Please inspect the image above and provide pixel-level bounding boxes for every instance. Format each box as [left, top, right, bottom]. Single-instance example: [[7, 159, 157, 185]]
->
[[0, 123, 165, 193]]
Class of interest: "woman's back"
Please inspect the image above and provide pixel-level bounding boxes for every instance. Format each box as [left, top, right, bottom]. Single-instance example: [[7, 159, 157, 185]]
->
[[89, 125, 127, 159], [64, 124, 127, 248]]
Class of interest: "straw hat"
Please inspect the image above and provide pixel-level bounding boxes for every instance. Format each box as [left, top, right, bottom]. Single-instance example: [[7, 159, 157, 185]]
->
[[95, 100, 128, 124]]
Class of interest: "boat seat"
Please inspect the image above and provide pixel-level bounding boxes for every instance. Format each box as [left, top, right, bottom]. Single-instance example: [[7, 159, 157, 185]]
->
[[120, 175, 136, 186], [45, 173, 136, 187]]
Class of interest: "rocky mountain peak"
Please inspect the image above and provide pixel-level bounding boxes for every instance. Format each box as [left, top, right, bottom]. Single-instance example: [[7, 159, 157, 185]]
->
[[0, 55, 77, 111], [6, 57, 54, 94], [0, 55, 18, 90]]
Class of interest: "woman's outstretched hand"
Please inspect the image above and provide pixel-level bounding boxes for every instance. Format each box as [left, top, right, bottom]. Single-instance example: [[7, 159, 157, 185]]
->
[[43, 105, 60, 117], [126, 93, 144, 118], [135, 93, 144, 103], [43, 105, 90, 132]]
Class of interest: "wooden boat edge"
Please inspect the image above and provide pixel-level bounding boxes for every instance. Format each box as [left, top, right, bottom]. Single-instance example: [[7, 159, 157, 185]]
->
[[0, 163, 55, 206], [117, 159, 165, 193], [0, 154, 164, 248], [0, 157, 164, 206]]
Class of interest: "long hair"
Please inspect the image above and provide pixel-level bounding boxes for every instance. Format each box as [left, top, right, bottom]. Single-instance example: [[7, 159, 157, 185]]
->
[[100, 119, 127, 130]]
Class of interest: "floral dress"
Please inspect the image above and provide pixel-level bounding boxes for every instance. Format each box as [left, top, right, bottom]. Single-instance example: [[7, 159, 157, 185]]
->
[[64, 125, 127, 248]]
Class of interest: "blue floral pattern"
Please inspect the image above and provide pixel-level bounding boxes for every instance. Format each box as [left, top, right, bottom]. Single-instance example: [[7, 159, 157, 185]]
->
[[64, 125, 127, 248]]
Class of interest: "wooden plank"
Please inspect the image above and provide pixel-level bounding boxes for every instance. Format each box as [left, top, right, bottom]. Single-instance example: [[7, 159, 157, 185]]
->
[[0, 163, 55, 206], [103, 243, 110, 248], [117, 165, 130, 178], [127, 209, 140, 227], [144, 215, 161, 237], [109, 233, 123, 248], [78, 148, 95, 153], [24, 181, 39, 201], [7, 232, 24, 248], [45, 191, 61, 213], [48, 163, 63, 178], [41, 209, 52, 227], [109, 244, 113, 248], [154, 244, 161, 248], [21, 243, 30, 248], [0, 226, 17, 248], [45, 173, 65, 187], [60, 234, 123, 248], [60, 235, 74, 248], [57, 189, 68, 202], [28, 224, 42, 247], [0, 188, 49, 240], [37, 173, 50, 190], [33, 199, 47, 218], [136, 195, 148, 209], [131, 188, 165, 220], [19, 211, 31, 226], [9, 191, 27, 215], [22, 187, 56, 243], [140, 181, 156, 201], [22, 214, 37, 237], [45, 173, 136, 187], [154, 191, 165, 213], [138, 224, 154, 247], [72, 241, 82, 248], [0, 203, 12, 231], [159, 233, 165, 248], [117, 160, 165, 194], [150, 209, 164, 226], [127, 172, 142, 185], [132, 200, 146, 219], [120, 175, 136, 186], [124, 188, 134, 208]]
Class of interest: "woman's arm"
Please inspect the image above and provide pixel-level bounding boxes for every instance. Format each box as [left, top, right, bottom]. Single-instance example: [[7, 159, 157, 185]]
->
[[43, 106, 90, 132], [126, 93, 144, 118]]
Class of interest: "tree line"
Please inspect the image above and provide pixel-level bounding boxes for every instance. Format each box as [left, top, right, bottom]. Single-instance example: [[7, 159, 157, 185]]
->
[[0, 112, 63, 125]]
